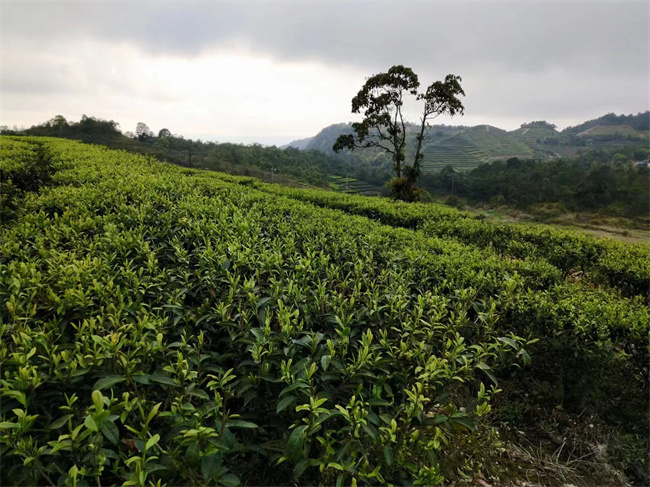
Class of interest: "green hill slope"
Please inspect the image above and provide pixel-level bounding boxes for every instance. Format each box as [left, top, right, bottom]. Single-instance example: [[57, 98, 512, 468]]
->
[[419, 134, 488, 171], [419, 125, 533, 172], [305, 123, 534, 173], [563, 111, 650, 134], [460, 125, 533, 159], [510, 121, 561, 148], [577, 124, 645, 137], [296, 112, 649, 175]]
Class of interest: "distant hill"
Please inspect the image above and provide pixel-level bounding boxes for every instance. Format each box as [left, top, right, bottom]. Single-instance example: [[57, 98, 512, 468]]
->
[[281, 136, 313, 150], [295, 113, 649, 173], [563, 111, 649, 135], [301, 122, 531, 172], [511, 121, 560, 147], [304, 123, 357, 155], [576, 124, 643, 137]]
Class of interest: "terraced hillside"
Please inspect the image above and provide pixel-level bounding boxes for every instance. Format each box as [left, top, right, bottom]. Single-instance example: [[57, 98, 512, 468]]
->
[[420, 126, 533, 172], [420, 137, 487, 172], [2, 136, 648, 487], [328, 175, 383, 195], [461, 125, 533, 159], [510, 123, 561, 148], [577, 124, 647, 137], [300, 123, 537, 174]]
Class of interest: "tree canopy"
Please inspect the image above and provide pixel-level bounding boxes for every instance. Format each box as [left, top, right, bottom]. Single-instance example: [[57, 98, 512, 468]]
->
[[136, 122, 154, 140], [334, 65, 465, 201]]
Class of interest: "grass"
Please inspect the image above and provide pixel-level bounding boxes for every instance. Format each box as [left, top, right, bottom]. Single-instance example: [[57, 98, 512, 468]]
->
[[469, 205, 650, 245]]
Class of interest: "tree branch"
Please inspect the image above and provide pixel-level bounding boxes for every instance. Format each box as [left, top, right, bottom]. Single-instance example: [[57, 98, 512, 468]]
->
[[355, 138, 396, 155]]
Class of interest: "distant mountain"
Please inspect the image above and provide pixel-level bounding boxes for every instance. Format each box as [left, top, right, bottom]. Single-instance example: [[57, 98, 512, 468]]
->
[[304, 123, 356, 155], [297, 122, 533, 172], [293, 113, 649, 172], [303, 122, 465, 157], [281, 136, 314, 150]]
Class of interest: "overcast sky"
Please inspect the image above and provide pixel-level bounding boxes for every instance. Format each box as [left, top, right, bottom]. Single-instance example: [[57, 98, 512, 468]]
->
[[1, 1, 648, 145]]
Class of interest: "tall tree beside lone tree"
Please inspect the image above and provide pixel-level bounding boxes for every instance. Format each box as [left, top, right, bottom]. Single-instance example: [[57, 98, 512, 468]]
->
[[333, 65, 465, 201]]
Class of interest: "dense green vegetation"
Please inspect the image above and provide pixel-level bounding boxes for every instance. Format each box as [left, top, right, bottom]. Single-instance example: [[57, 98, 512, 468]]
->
[[1, 137, 648, 486], [242, 181, 650, 298], [421, 154, 650, 217], [1, 115, 392, 189], [5, 113, 648, 216]]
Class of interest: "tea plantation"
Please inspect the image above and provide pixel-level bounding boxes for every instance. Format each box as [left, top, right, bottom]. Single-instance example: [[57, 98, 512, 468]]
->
[[1, 137, 648, 486]]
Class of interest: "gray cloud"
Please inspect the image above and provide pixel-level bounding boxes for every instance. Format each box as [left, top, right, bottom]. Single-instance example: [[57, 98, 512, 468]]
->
[[4, 2, 646, 73], [1, 1, 648, 136]]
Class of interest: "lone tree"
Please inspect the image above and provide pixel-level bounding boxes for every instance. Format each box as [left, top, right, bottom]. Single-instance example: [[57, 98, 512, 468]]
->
[[135, 122, 154, 141], [333, 65, 465, 201]]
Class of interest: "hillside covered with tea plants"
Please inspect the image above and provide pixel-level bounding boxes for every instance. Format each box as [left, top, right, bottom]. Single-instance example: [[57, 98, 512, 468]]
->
[[1, 137, 648, 486], [6, 114, 649, 215]]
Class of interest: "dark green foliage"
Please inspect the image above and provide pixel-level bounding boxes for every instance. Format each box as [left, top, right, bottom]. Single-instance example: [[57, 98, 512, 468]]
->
[[426, 155, 650, 217], [0, 139, 54, 220], [154, 137, 170, 149], [13, 114, 123, 139], [520, 121, 557, 130], [387, 177, 419, 202], [5, 115, 393, 189]]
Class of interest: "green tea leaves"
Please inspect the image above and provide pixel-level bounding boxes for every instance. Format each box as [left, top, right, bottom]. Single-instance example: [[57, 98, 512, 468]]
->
[[1, 137, 646, 487], [276, 395, 297, 413], [93, 375, 126, 391], [286, 425, 309, 461]]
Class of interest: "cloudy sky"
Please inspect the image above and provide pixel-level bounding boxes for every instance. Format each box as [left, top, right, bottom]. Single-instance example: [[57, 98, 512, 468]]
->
[[1, 1, 648, 145]]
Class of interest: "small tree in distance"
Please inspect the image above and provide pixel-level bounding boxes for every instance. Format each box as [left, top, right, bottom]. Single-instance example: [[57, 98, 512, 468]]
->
[[135, 122, 154, 141], [333, 65, 465, 201]]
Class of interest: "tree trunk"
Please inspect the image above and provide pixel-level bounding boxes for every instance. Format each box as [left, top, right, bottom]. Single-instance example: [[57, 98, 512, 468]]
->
[[412, 116, 428, 182]]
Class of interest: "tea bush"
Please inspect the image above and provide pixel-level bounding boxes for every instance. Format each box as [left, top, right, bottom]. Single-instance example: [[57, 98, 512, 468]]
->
[[0, 138, 55, 220], [1, 137, 647, 486], [248, 181, 650, 298]]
